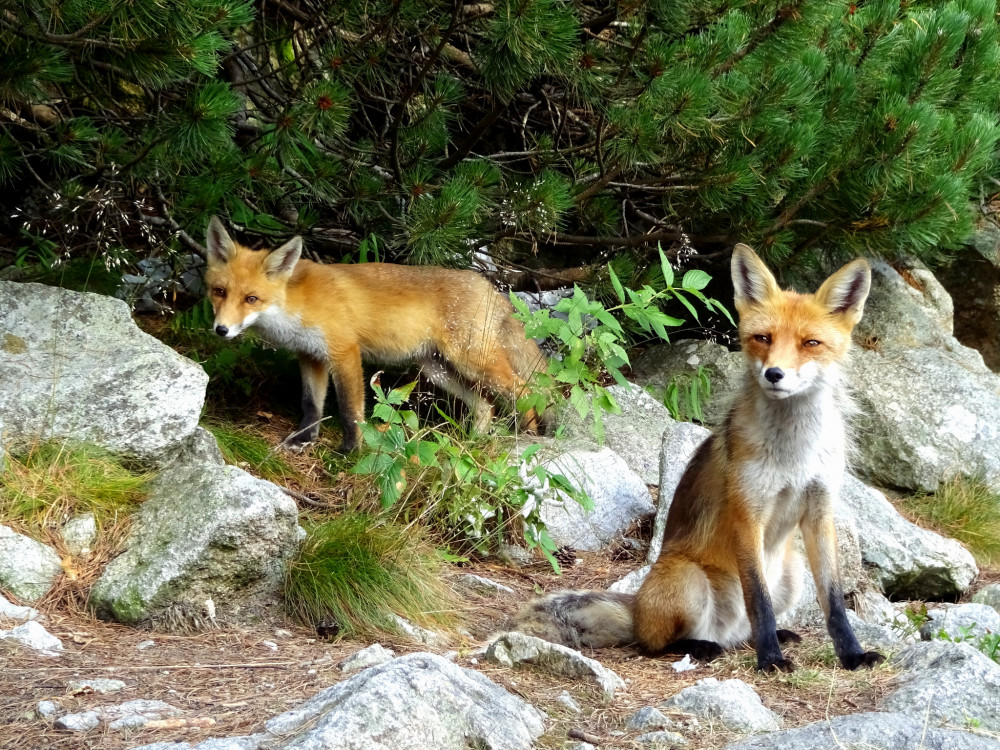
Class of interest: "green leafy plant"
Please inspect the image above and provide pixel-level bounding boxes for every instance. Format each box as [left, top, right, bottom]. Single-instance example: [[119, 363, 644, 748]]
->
[[284, 512, 455, 637], [348, 377, 588, 571], [512, 248, 731, 441], [658, 365, 713, 424]]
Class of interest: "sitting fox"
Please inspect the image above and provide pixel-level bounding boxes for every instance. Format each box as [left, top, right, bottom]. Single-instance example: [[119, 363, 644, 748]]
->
[[203, 217, 545, 452], [515, 244, 884, 672]]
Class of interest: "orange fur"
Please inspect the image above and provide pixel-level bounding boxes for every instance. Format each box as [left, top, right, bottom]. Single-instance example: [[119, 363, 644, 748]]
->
[[515, 244, 884, 673], [203, 217, 546, 451]]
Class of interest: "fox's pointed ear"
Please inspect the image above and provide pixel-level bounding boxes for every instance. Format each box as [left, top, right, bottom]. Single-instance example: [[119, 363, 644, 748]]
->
[[814, 258, 871, 326], [264, 236, 302, 279], [731, 243, 781, 313], [205, 216, 236, 265]]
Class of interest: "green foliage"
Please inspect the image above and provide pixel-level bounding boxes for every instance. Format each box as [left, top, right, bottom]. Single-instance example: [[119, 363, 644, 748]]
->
[[901, 476, 1000, 565], [348, 378, 588, 571], [0, 442, 151, 534], [284, 512, 455, 637], [657, 365, 713, 424], [513, 247, 730, 440], [4, 0, 998, 275]]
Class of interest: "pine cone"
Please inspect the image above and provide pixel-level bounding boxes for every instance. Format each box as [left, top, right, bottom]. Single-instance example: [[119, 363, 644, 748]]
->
[[554, 546, 577, 567]]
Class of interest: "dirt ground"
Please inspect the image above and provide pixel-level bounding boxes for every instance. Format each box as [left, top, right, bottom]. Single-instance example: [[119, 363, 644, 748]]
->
[[0, 542, 910, 750]]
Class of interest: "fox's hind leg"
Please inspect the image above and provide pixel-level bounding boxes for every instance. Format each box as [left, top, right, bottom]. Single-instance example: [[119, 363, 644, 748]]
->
[[633, 553, 724, 658], [419, 357, 494, 433]]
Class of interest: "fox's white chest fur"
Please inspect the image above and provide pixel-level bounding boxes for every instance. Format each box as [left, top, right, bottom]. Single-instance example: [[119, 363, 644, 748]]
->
[[737, 366, 848, 544], [254, 306, 329, 362]]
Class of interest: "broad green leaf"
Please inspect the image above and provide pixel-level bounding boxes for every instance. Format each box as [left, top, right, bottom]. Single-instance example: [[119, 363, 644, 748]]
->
[[682, 269, 711, 291]]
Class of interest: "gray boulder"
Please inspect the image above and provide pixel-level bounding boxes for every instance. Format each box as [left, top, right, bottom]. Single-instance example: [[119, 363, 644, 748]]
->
[[0, 281, 207, 468], [61, 513, 97, 557], [524, 441, 654, 551], [338, 644, 395, 674], [919, 603, 1000, 644], [485, 631, 625, 697], [631, 339, 743, 428], [264, 652, 545, 749], [558, 383, 676, 485], [725, 712, 1000, 750], [89, 430, 301, 626], [882, 641, 1000, 731], [0, 525, 61, 602], [840, 474, 977, 599], [0, 620, 64, 656], [973, 583, 1000, 613], [648, 420, 710, 564], [0, 592, 40, 621], [847, 261, 1000, 492], [661, 678, 780, 733]]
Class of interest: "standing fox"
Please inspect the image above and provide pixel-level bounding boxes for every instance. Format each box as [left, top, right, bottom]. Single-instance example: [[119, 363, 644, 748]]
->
[[203, 217, 545, 452], [515, 244, 884, 673]]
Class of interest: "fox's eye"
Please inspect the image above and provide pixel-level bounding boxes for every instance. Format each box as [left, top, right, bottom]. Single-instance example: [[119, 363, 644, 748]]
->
[[245, 295, 258, 304], [212, 287, 226, 298], [753, 334, 771, 344], [803, 339, 821, 347]]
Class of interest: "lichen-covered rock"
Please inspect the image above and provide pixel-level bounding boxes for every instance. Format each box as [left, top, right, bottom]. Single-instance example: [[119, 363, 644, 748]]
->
[[485, 631, 625, 697], [847, 262, 1000, 492], [89, 432, 301, 626], [661, 678, 780, 734], [648, 420, 710, 565], [61, 513, 97, 557], [0, 526, 61, 602], [0, 281, 207, 467], [523, 441, 654, 551], [882, 641, 1000, 731], [839, 474, 977, 599], [557, 383, 676, 485], [0, 620, 63, 656], [265, 652, 545, 750], [725, 712, 999, 750]]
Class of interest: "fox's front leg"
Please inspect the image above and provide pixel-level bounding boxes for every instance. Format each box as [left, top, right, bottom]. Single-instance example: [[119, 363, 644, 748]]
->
[[285, 355, 329, 450], [730, 504, 793, 673], [801, 483, 884, 670], [329, 344, 365, 453]]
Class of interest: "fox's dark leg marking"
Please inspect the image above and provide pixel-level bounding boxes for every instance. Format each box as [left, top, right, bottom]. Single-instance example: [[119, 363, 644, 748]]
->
[[286, 356, 329, 450]]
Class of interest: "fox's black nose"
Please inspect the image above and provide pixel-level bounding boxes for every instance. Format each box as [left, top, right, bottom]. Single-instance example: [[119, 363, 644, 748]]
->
[[764, 367, 784, 383], [215, 325, 229, 337]]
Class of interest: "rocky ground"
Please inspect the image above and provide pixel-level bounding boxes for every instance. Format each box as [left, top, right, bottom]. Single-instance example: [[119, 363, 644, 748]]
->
[[0, 546, 942, 750]]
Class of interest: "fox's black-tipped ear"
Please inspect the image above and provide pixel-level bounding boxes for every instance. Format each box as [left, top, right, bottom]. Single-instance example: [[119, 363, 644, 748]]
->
[[205, 216, 236, 265], [815, 258, 871, 326], [731, 243, 781, 313], [264, 236, 302, 279]]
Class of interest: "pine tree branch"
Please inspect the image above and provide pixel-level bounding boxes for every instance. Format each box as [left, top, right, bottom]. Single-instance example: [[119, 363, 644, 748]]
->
[[536, 230, 731, 247], [389, 0, 465, 182], [439, 99, 508, 170], [713, 0, 804, 77]]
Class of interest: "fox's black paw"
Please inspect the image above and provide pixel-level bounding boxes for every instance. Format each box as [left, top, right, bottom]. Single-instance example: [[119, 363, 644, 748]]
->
[[759, 657, 795, 673], [646, 639, 725, 662], [776, 629, 803, 644], [841, 650, 885, 670]]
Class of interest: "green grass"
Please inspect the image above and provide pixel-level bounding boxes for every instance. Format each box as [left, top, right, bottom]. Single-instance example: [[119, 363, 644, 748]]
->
[[204, 420, 296, 483], [0, 442, 151, 533], [284, 512, 456, 638], [901, 477, 1000, 565]]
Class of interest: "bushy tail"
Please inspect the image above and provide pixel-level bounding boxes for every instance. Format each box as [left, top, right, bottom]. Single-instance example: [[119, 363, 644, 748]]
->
[[511, 590, 635, 649]]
